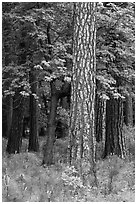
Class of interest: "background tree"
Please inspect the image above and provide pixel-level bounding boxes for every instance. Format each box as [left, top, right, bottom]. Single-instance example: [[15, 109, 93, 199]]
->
[[95, 2, 135, 158], [103, 94, 125, 158], [28, 63, 39, 152], [6, 88, 25, 154]]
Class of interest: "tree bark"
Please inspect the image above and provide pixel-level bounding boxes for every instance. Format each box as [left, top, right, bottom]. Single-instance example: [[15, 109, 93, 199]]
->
[[103, 96, 125, 158], [6, 95, 13, 138], [124, 87, 133, 126], [95, 93, 105, 143], [2, 95, 13, 138], [42, 79, 71, 165], [6, 89, 24, 154], [42, 91, 58, 165], [28, 64, 39, 152], [2, 99, 8, 137], [69, 2, 97, 182]]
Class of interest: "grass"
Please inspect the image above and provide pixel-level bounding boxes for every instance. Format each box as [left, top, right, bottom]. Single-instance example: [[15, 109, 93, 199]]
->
[[2, 126, 135, 202]]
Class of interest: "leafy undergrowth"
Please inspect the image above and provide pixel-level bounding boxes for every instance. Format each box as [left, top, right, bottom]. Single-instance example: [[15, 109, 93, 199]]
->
[[2, 128, 135, 202]]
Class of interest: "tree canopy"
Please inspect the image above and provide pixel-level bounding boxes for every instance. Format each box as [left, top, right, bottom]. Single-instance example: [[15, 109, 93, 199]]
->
[[2, 2, 135, 103]]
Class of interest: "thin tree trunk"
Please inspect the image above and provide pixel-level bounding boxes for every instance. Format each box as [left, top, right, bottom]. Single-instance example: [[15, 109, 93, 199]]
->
[[42, 83, 59, 165], [28, 64, 39, 152], [6, 89, 24, 154], [124, 87, 133, 126], [2, 99, 8, 137], [6, 95, 13, 138], [2, 96, 13, 138], [95, 93, 105, 142], [42, 78, 71, 165]]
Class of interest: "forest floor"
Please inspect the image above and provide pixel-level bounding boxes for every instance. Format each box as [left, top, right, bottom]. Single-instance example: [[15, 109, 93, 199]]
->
[[2, 126, 135, 202]]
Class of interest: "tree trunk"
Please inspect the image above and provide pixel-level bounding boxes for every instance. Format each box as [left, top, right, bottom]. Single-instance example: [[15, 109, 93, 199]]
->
[[2, 100, 7, 137], [42, 17, 71, 164], [6, 95, 13, 138], [42, 79, 71, 165], [28, 64, 39, 152], [42, 94, 49, 116], [95, 93, 105, 142], [69, 2, 97, 182], [6, 89, 24, 154], [124, 87, 133, 127], [103, 96, 125, 158], [42, 82, 59, 165], [2, 96, 13, 138]]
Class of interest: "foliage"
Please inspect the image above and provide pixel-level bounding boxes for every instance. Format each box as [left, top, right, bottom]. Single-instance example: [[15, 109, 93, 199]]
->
[[56, 107, 69, 127], [2, 2, 73, 133], [62, 166, 84, 194], [96, 2, 135, 98], [3, 2, 135, 100], [2, 136, 135, 202], [2, 2, 72, 98]]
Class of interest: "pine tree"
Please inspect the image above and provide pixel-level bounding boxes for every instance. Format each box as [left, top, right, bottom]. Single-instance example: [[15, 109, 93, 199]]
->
[[69, 2, 97, 184]]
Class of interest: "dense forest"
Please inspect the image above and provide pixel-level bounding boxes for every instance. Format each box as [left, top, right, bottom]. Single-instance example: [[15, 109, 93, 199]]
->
[[2, 2, 135, 202]]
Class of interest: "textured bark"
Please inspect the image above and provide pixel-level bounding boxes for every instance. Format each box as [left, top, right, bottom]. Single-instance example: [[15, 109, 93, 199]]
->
[[124, 87, 133, 126], [103, 96, 125, 158], [6, 90, 24, 153], [95, 93, 105, 143], [69, 2, 97, 178], [28, 65, 39, 152]]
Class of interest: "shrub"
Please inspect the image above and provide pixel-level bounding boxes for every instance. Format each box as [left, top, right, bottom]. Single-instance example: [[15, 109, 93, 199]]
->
[[61, 165, 85, 195], [123, 125, 135, 160]]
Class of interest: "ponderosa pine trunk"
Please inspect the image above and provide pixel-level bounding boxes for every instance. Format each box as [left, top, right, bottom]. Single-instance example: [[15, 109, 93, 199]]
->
[[69, 2, 97, 183], [6, 89, 24, 153], [28, 64, 39, 152], [103, 96, 125, 158]]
